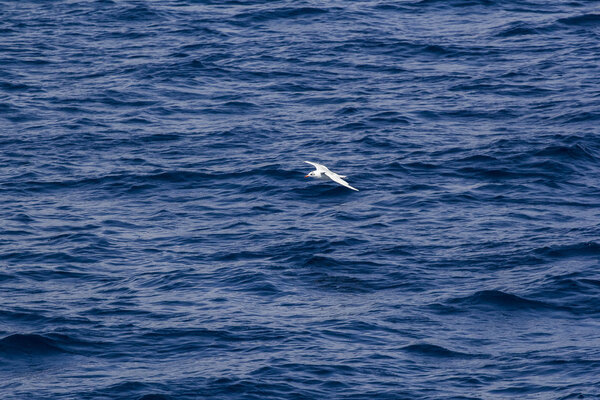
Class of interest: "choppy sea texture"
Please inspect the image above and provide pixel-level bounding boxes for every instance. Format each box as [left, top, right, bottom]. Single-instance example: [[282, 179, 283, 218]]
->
[[2, 0, 600, 399]]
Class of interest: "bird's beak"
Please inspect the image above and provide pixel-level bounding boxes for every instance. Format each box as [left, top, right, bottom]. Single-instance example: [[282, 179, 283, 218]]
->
[[304, 174, 309, 178]]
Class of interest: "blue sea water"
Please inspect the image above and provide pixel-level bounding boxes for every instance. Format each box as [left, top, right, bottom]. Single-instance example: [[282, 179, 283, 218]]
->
[[1, 0, 600, 398]]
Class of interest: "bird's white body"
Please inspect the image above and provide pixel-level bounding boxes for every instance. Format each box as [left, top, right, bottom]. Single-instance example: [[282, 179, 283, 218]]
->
[[304, 161, 359, 191]]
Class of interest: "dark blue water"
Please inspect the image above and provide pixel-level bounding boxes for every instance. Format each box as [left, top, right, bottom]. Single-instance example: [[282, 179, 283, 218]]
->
[[2, 0, 600, 399]]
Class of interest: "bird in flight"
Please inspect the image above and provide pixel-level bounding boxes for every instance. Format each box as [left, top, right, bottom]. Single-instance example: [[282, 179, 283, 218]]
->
[[304, 161, 359, 191]]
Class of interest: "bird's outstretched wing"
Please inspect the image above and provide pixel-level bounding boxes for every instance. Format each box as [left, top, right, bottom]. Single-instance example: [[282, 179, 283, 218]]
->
[[325, 171, 359, 191], [304, 161, 330, 173]]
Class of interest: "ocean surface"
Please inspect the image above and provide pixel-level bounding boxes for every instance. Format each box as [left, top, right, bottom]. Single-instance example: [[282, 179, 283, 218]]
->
[[1, 0, 600, 399]]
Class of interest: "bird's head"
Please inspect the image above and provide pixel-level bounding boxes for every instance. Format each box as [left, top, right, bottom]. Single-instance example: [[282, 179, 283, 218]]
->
[[305, 171, 317, 178]]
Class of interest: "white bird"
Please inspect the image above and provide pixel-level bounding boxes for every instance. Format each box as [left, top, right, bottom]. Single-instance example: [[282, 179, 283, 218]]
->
[[304, 161, 359, 191]]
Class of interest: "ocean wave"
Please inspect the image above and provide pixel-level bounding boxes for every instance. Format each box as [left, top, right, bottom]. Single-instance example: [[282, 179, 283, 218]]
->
[[233, 7, 329, 24], [495, 22, 543, 37], [0, 334, 70, 356], [1, 166, 303, 194], [401, 343, 484, 358], [414, 0, 497, 7], [557, 13, 600, 27], [535, 241, 600, 259], [446, 290, 569, 312]]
